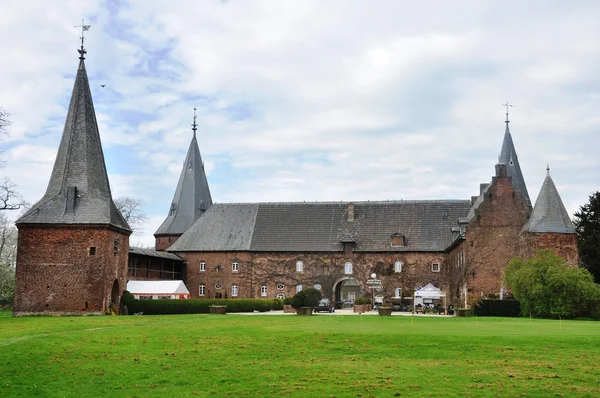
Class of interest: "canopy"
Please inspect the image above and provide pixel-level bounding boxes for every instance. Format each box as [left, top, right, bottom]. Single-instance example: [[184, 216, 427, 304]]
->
[[413, 283, 446, 313], [127, 280, 190, 296]]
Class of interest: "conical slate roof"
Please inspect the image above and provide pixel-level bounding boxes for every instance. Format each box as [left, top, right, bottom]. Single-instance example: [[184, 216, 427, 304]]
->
[[17, 59, 130, 232], [499, 122, 531, 207], [154, 127, 213, 237], [522, 170, 575, 234]]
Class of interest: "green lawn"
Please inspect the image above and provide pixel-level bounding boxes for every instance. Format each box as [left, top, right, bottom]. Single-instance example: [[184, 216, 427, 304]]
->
[[1, 310, 599, 397]]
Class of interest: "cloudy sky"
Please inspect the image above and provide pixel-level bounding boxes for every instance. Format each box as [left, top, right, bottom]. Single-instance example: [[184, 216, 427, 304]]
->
[[1, 0, 598, 247]]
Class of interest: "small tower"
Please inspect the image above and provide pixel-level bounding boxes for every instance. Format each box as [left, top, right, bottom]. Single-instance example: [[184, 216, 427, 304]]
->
[[154, 109, 213, 250], [521, 166, 578, 264], [498, 104, 531, 207], [14, 29, 132, 314]]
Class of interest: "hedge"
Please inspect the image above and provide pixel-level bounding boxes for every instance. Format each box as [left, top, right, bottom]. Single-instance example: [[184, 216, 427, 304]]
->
[[124, 298, 276, 315], [473, 299, 520, 317]]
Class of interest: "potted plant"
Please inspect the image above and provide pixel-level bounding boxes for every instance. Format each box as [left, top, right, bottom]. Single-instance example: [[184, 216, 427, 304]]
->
[[353, 297, 372, 313], [209, 303, 227, 314], [378, 305, 393, 316], [291, 287, 322, 315], [283, 297, 295, 313]]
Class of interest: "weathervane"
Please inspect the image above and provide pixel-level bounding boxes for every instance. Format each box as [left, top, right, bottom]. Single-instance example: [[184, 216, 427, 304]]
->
[[192, 107, 198, 138], [75, 19, 91, 60], [503, 102, 513, 124]]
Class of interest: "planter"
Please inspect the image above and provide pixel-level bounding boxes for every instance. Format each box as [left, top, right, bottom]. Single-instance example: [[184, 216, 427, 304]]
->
[[353, 304, 367, 313], [283, 305, 295, 313], [378, 306, 393, 316], [295, 307, 313, 316], [209, 305, 227, 314], [455, 308, 471, 317]]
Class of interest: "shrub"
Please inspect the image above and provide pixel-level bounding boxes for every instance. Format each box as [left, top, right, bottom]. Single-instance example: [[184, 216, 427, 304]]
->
[[272, 298, 284, 310], [290, 287, 322, 308], [355, 297, 372, 305], [505, 250, 600, 318], [121, 290, 135, 306], [283, 297, 293, 305], [126, 298, 275, 315], [473, 299, 520, 317]]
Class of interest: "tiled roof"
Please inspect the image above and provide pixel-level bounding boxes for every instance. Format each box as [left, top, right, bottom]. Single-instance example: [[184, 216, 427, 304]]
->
[[499, 123, 531, 207], [168, 200, 471, 252], [522, 171, 575, 234], [155, 130, 213, 236], [16, 59, 130, 232], [129, 247, 183, 261]]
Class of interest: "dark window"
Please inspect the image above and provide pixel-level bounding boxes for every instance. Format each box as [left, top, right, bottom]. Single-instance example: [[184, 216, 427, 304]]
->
[[113, 239, 119, 254], [89, 247, 96, 256]]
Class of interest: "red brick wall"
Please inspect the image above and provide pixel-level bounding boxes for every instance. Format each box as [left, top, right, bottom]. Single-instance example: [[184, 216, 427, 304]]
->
[[175, 250, 448, 301], [519, 233, 579, 266], [458, 166, 530, 304], [14, 225, 129, 314], [155, 235, 180, 251]]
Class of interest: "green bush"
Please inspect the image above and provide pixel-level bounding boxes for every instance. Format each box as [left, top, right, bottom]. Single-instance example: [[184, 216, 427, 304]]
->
[[283, 297, 293, 305], [355, 297, 372, 305], [121, 290, 135, 306], [290, 287, 322, 308], [473, 299, 520, 317], [126, 298, 275, 315], [505, 250, 600, 318], [272, 298, 284, 310]]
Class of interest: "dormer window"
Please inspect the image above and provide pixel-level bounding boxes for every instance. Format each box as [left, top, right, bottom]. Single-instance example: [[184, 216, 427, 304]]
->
[[391, 233, 405, 247], [169, 203, 177, 216]]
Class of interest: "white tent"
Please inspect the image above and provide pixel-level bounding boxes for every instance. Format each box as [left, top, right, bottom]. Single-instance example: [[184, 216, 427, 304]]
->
[[127, 280, 190, 300], [413, 283, 446, 312]]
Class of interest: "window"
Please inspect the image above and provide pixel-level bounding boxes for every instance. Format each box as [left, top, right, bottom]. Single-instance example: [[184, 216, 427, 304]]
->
[[277, 284, 284, 291], [296, 284, 303, 293], [394, 260, 403, 273], [89, 247, 96, 256], [344, 262, 353, 275], [200, 261, 206, 272], [261, 285, 267, 297], [296, 260, 303, 272], [348, 292, 356, 302], [215, 283, 223, 290], [432, 263, 441, 273], [113, 239, 119, 254], [158, 295, 171, 300], [216, 265, 222, 272], [231, 284, 238, 297], [199, 284, 206, 296], [232, 261, 239, 272], [391, 234, 405, 247], [394, 287, 402, 298], [276, 293, 285, 299]]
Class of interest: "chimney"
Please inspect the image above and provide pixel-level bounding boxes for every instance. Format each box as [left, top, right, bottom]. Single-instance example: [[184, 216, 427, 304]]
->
[[347, 203, 355, 222], [495, 163, 507, 178], [479, 183, 488, 195]]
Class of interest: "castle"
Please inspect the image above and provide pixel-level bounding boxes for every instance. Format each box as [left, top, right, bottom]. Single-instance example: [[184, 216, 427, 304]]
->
[[13, 48, 578, 314]]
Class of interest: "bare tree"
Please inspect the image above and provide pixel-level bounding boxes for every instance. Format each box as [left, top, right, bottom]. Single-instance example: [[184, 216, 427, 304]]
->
[[0, 212, 17, 303], [0, 108, 25, 211], [114, 196, 149, 233]]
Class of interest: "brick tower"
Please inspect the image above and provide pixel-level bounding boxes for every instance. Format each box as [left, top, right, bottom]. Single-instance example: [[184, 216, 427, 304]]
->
[[154, 110, 212, 250], [520, 167, 578, 265], [13, 42, 131, 314]]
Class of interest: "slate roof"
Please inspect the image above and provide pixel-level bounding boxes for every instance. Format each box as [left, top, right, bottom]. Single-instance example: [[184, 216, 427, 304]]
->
[[155, 128, 213, 236], [521, 171, 575, 234], [168, 200, 471, 253], [499, 122, 531, 207], [129, 247, 183, 261], [16, 59, 130, 232]]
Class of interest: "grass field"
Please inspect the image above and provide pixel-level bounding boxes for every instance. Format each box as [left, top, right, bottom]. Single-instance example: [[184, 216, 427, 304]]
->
[[1, 310, 599, 397]]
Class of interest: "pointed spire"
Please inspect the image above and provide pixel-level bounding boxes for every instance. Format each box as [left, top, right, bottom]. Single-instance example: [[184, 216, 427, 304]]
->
[[522, 169, 575, 234], [155, 110, 213, 237], [16, 54, 130, 231], [498, 106, 531, 207]]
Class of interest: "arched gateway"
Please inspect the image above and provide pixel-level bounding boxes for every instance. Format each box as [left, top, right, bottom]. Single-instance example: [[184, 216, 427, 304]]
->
[[333, 277, 362, 308]]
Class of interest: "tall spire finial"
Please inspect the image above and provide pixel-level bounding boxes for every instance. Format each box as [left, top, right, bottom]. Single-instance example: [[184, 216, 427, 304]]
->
[[503, 102, 513, 125], [546, 163, 550, 175], [192, 107, 198, 138], [75, 19, 91, 60]]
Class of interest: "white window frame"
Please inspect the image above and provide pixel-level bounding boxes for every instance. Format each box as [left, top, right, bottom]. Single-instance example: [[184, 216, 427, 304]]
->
[[231, 284, 238, 297], [276, 293, 285, 299], [232, 261, 239, 272], [296, 260, 303, 272], [296, 284, 303, 293], [394, 287, 402, 298], [277, 284, 284, 291], [260, 285, 267, 297], [215, 283, 223, 290], [200, 261, 206, 272], [344, 262, 353, 275], [199, 284, 205, 296], [432, 262, 441, 273], [394, 260, 403, 273]]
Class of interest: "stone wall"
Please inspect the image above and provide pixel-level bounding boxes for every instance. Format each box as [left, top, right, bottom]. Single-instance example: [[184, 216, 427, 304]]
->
[[519, 232, 579, 266], [13, 225, 129, 314]]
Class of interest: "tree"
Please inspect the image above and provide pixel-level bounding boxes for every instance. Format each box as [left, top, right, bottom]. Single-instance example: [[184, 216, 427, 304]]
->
[[504, 250, 600, 318], [114, 196, 149, 233], [574, 192, 600, 283], [0, 212, 17, 304], [0, 108, 25, 211], [290, 287, 322, 309]]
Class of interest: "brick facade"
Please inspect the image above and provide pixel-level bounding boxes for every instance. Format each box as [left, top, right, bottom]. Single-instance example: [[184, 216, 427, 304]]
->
[[13, 225, 129, 314], [519, 233, 579, 266], [155, 235, 181, 251]]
